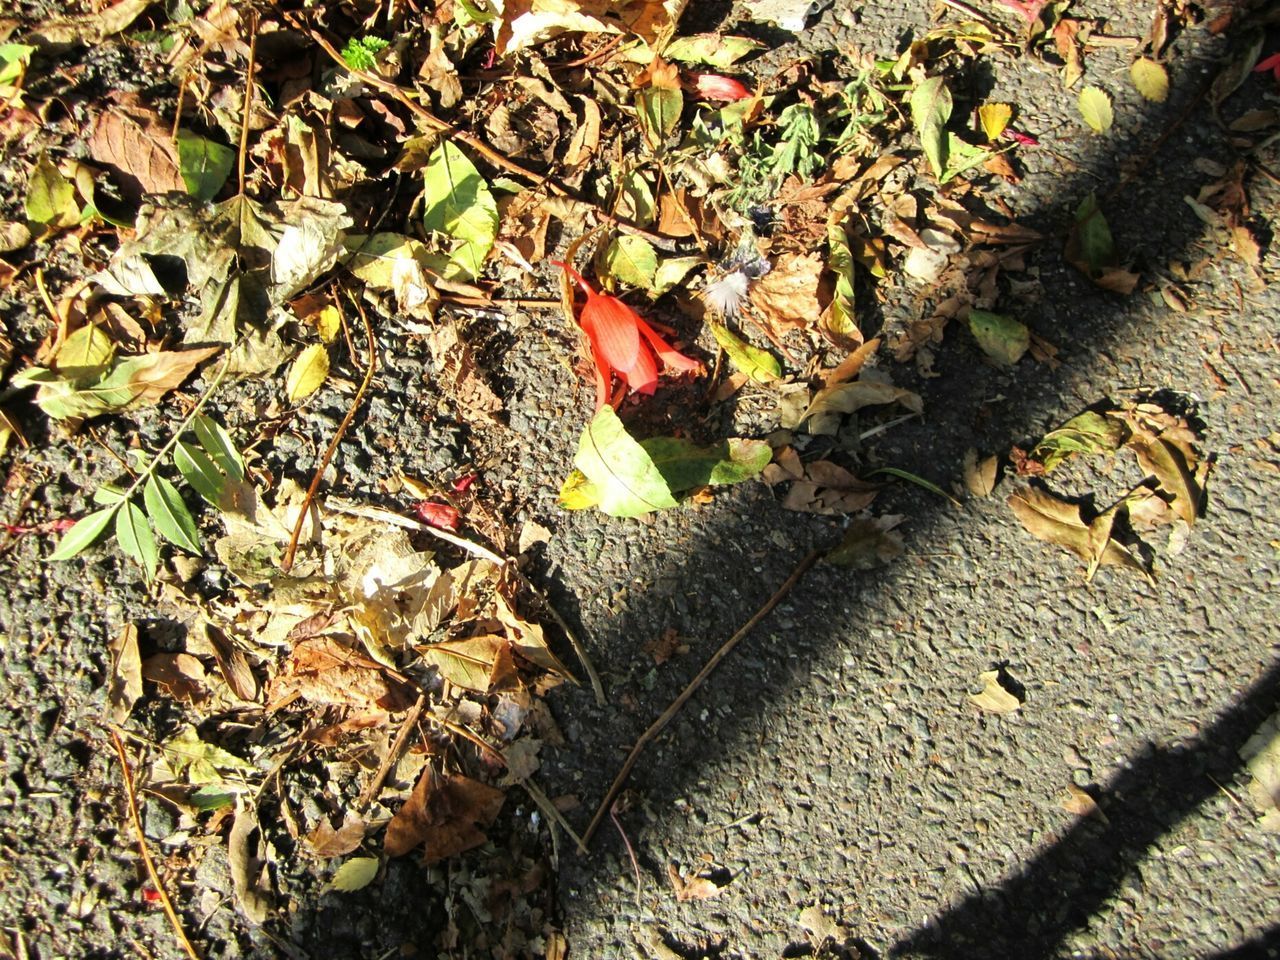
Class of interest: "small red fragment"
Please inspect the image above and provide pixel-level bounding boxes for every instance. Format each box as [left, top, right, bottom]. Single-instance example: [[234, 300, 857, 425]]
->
[[1003, 128, 1040, 147], [689, 73, 752, 102], [1255, 52, 1280, 83], [451, 473, 477, 494], [994, 0, 1048, 25], [412, 501, 461, 532], [142, 887, 163, 903]]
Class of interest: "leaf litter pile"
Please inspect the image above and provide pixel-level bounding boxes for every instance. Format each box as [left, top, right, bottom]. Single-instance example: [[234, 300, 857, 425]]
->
[[0, 0, 1274, 954]]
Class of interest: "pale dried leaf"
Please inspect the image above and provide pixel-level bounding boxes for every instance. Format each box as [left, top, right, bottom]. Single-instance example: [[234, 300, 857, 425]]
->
[[969, 670, 1022, 714], [108, 623, 143, 724]]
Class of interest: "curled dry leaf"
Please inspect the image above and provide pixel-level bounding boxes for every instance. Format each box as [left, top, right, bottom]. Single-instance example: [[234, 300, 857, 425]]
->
[[88, 94, 186, 199], [108, 623, 143, 724], [969, 670, 1023, 714], [747, 251, 824, 335], [1061, 783, 1109, 824], [667, 862, 728, 902], [229, 799, 274, 924], [963, 448, 999, 498], [384, 766, 505, 861], [306, 817, 367, 858], [1007, 486, 1150, 582]]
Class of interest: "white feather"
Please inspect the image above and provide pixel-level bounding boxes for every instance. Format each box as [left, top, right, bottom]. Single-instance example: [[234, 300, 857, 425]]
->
[[704, 271, 750, 318]]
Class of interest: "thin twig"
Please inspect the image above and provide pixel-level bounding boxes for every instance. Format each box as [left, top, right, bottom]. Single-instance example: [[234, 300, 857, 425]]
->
[[357, 693, 426, 811], [517, 571, 605, 706], [236, 13, 257, 197], [110, 730, 202, 960], [281, 296, 378, 573], [610, 801, 643, 909], [583, 550, 821, 845], [326, 499, 508, 566]]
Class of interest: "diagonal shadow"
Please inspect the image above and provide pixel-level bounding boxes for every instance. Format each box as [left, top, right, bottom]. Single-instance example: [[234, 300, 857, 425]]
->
[[530, 5, 1280, 959]]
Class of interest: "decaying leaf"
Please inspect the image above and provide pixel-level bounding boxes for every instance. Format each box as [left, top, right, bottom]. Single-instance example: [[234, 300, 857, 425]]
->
[[962, 448, 999, 498], [799, 378, 923, 436], [1028, 410, 1130, 473], [1008, 486, 1149, 581], [969, 669, 1023, 714], [1065, 193, 1138, 295], [747, 252, 824, 335], [667, 862, 729, 902], [427, 322, 504, 426], [1060, 782, 1109, 823], [967, 309, 1029, 366], [329, 857, 379, 892], [763, 451, 880, 515], [229, 799, 273, 924], [384, 766, 505, 861], [267, 637, 413, 714], [108, 623, 143, 724], [825, 515, 904, 569], [306, 818, 367, 859]]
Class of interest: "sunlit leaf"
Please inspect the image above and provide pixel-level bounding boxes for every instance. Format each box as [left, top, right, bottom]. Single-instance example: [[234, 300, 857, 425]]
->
[[570, 407, 679, 517], [175, 441, 225, 505], [285, 343, 330, 403], [910, 76, 951, 178], [330, 857, 379, 892], [54, 324, 116, 383], [664, 34, 763, 68], [1077, 85, 1113, 133], [25, 152, 79, 228], [421, 141, 498, 280], [602, 235, 658, 291], [175, 130, 234, 201], [637, 86, 683, 151], [144, 474, 201, 553], [48, 505, 119, 561], [1030, 411, 1130, 472], [978, 103, 1012, 140], [115, 500, 159, 582], [967, 309, 1029, 366], [710, 323, 780, 383], [1008, 486, 1149, 581], [969, 670, 1023, 713], [1130, 57, 1169, 102], [193, 415, 244, 481]]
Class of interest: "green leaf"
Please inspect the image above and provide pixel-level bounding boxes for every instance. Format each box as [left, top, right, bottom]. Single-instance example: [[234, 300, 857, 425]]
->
[[1030, 410, 1130, 472], [967, 309, 1029, 366], [193, 415, 244, 480], [1078, 85, 1113, 133], [652, 256, 701, 296], [341, 35, 389, 72], [664, 34, 763, 68], [1068, 192, 1114, 273], [866, 467, 962, 507], [637, 86, 684, 152], [25, 152, 79, 228], [641, 436, 772, 490], [0, 43, 35, 86], [144, 474, 201, 553], [53, 324, 115, 383], [910, 76, 952, 178], [331, 857, 380, 892], [618, 171, 656, 226], [454, 0, 497, 25], [161, 725, 255, 785], [421, 141, 498, 281], [602, 235, 658, 291], [94, 485, 128, 505], [115, 500, 159, 582], [48, 505, 119, 561], [175, 441, 225, 506], [710, 323, 780, 383], [344, 232, 433, 290], [569, 407, 680, 517], [175, 130, 234, 201], [939, 133, 992, 183]]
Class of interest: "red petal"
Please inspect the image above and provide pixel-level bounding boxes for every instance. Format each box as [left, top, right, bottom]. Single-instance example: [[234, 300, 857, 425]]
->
[[620, 341, 659, 395], [582, 326, 614, 410], [635, 317, 702, 375], [412, 501, 461, 531], [691, 73, 752, 102], [582, 293, 642, 373]]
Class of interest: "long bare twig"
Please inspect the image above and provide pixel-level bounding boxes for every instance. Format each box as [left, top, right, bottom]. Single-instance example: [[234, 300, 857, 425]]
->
[[583, 549, 821, 845], [110, 730, 202, 960]]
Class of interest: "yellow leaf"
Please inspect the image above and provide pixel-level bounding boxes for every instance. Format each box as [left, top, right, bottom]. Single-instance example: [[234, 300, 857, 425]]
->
[[1078, 86, 1113, 134], [1130, 57, 1169, 102], [285, 343, 329, 403], [978, 103, 1012, 141], [969, 670, 1022, 714], [313, 305, 341, 343]]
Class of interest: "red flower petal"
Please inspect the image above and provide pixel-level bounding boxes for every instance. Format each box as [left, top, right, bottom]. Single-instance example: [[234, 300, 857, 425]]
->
[[635, 317, 701, 375], [691, 73, 752, 102], [412, 501, 461, 531], [581, 294, 642, 373]]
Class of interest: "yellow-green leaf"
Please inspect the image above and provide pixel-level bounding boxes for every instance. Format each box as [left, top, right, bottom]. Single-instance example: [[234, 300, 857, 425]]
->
[[421, 142, 498, 280], [25, 152, 79, 228], [967, 309, 1029, 366], [54, 324, 115, 383], [175, 130, 234, 202], [1078, 85, 1113, 133], [637, 86, 683, 152], [710, 322, 780, 383], [1130, 57, 1169, 103], [330, 857, 379, 892], [910, 76, 952, 178], [978, 103, 1012, 141], [285, 343, 329, 403], [602, 235, 658, 291]]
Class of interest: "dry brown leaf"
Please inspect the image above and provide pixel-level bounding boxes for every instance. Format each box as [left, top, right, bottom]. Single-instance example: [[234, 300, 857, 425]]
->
[[821, 337, 882, 387], [1129, 435, 1204, 526], [123, 346, 223, 407], [199, 621, 259, 702], [267, 637, 412, 713], [564, 97, 602, 168], [747, 251, 823, 334], [384, 766, 505, 860], [667, 862, 727, 902], [517, 519, 553, 554], [1061, 783, 1109, 823], [969, 670, 1023, 714], [963, 448, 999, 498], [779, 460, 879, 516], [108, 623, 143, 724], [419, 634, 507, 693], [88, 95, 185, 200], [229, 799, 273, 924], [1007, 486, 1150, 581], [305, 817, 366, 858], [142, 653, 208, 703], [427, 323, 503, 426]]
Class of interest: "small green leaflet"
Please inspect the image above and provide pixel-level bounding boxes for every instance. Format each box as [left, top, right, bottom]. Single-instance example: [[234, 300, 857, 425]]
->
[[1078, 85, 1113, 133], [48, 505, 118, 561], [175, 130, 234, 202], [561, 408, 770, 517], [602, 235, 658, 291], [1030, 410, 1130, 472], [710, 323, 780, 383], [116, 500, 159, 582], [0, 43, 35, 86], [193, 414, 244, 481], [910, 76, 951, 178], [330, 857, 380, 893], [421, 141, 498, 281], [175, 441, 225, 505], [161, 725, 255, 784], [967, 309, 1029, 366], [653, 256, 701, 297], [341, 35, 389, 71], [25, 152, 79, 228], [940, 133, 992, 184], [143, 474, 201, 553], [619, 170, 656, 226]]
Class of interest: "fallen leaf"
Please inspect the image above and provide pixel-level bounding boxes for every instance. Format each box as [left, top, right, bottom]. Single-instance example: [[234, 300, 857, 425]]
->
[[969, 669, 1023, 713], [710, 323, 780, 383], [141, 653, 208, 703], [798, 904, 840, 944], [1061, 783, 1109, 824], [108, 623, 143, 724], [88, 96, 185, 199], [1129, 435, 1203, 525], [422, 141, 497, 281], [419, 635, 507, 693], [1007, 486, 1150, 581], [1130, 57, 1169, 102], [384, 766, 505, 860], [1240, 710, 1280, 831], [306, 817, 366, 858], [910, 75, 952, 178], [978, 103, 1013, 141], [667, 862, 728, 902], [825, 515, 904, 570], [777, 460, 879, 515], [329, 857, 379, 892], [267, 637, 412, 713], [967, 309, 1029, 366], [1028, 410, 1130, 473], [285, 343, 329, 403], [1078, 85, 1114, 134], [426, 322, 504, 426], [747, 252, 823, 335], [962, 448, 999, 497], [229, 799, 273, 924], [25, 153, 79, 229]]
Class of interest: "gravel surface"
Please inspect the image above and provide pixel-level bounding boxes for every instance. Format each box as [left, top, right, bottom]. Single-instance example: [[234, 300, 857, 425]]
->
[[1, 1, 1277, 959]]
